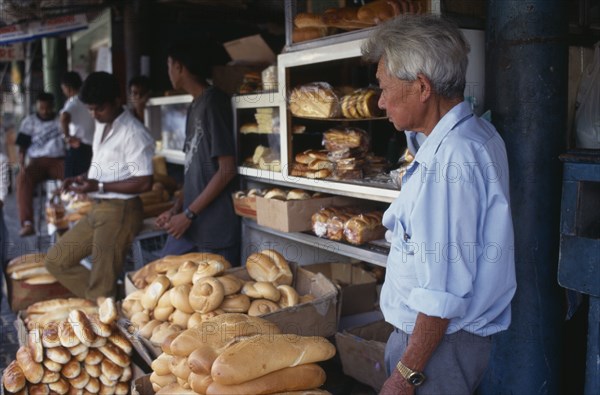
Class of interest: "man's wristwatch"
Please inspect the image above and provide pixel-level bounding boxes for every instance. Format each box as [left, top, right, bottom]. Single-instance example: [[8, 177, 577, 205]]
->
[[184, 207, 197, 220], [97, 182, 105, 194], [396, 360, 426, 386]]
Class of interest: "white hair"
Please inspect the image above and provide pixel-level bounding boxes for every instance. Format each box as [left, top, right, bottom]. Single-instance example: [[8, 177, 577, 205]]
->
[[362, 14, 470, 99]]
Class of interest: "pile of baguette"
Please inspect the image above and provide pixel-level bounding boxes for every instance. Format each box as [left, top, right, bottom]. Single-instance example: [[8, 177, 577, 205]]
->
[[6, 253, 58, 286], [2, 298, 133, 395], [293, 0, 425, 42], [149, 313, 334, 394], [312, 207, 386, 245], [122, 250, 314, 347]]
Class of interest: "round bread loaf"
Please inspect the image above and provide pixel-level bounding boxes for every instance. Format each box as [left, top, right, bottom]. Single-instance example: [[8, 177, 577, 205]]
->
[[216, 274, 243, 295], [98, 297, 118, 325], [58, 320, 80, 348], [286, 189, 312, 200], [218, 294, 251, 313], [246, 249, 293, 286], [41, 369, 60, 384], [61, 357, 81, 379], [278, 285, 300, 308], [168, 260, 198, 286], [85, 362, 101, 378], [192, 260, 230, 283], [99, 343, 130, 368], [241, 281, 281, 302], [85, 377, 100, 393], [151, 353, 172, 376], [141, 275, 171, 310], [42, 358, 62, 372], [71, 369, 90, 389], [189, 372, 213, 394], [3, 360, 26, 393], [263, 188, 287, 201], [101, 358, 123, 381], [189, 277, 225, 313], [170, 309, 192, 328], [48, 377, 69, 394], [84, 348, 103, 365], [46, 346, 71, 364], [248, 299, 281, 316], [108, 331, 133, 355]]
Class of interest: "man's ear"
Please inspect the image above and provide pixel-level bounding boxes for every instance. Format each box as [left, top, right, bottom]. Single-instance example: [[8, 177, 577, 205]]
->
[[416, 73, 432, 102]]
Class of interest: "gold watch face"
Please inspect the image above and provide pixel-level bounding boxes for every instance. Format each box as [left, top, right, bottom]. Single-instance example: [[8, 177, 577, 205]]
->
[[408, 371, 426, 386]]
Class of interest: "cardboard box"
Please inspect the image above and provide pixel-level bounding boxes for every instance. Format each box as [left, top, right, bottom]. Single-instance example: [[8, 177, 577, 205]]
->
[[304, 262, 377, 316], [123, 266, 339, 360], [6, 277, 74, 312], [256, 195, 355, 233], [335, 320, 394, 391], [232, 193, 257, 219]]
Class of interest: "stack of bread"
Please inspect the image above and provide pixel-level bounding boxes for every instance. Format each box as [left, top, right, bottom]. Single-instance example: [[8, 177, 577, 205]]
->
[[2, 298, 133, 395], [245, 145, 281, 172], [340, 88, 384, 119], [312, 207, 386, 245], [289, 82, 341, 119], [260, 187, 320, 201], [148, 313, 334, 394], [292, 0, 424, 42], [122, 250, 314, 348], [255, 107, 280, 134], [323, 127, 370, 180], [6, 253, 59, 286], [291, 149, 334, 179]]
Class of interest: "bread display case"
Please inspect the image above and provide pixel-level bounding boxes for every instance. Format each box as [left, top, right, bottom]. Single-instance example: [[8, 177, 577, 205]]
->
[[144, 94, 193, 165]]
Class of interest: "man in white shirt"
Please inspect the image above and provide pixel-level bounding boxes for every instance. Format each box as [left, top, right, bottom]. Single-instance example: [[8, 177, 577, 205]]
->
[[16, 92, 65, 237], [45, 72, 154, 299], [60, 71, 95, 178]]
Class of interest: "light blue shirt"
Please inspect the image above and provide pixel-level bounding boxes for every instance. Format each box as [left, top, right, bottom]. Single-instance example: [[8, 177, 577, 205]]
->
[[380, 101, 516, 336]]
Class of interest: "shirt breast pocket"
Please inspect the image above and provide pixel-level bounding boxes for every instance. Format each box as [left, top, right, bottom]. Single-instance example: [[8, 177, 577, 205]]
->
[[388, 223, 418, 281]]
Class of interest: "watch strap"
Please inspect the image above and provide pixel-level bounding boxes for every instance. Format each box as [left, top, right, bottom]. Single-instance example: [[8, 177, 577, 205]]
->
[[184, 207, 197, 220], [396, 360, 426, 386]]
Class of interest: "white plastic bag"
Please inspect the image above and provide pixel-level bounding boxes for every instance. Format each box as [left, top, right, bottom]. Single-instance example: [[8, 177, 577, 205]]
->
[[575, 43, 600, 148]]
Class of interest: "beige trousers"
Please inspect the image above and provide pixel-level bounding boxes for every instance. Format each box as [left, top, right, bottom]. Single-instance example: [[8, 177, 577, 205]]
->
[[45, 197, 143, 299]]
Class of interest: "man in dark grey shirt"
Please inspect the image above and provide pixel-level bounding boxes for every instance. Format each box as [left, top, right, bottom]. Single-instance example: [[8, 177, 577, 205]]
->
[[156, 40, 240, 265]]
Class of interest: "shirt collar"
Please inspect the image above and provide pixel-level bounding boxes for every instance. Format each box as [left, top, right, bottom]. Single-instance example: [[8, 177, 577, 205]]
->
[[413, 101, 473, 165]]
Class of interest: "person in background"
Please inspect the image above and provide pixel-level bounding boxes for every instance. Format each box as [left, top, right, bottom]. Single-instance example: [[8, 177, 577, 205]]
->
[[60, 71, 95, 178], [362, 15, 516, 394], [15, 92, 64, 237], [0, 151, 9, 305], [129, 75, 152, 123], [155, 40, 240, 265], [45, 72, 154, 300]]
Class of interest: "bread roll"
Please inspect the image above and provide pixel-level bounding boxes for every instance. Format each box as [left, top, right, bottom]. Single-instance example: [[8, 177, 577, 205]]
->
[[115, 382, 129, 395], [16, 345, 43, 384], [207, 363, 326, 395], [130, 310, 150, 329], [69, 342, 88, 356], [286, 189, 312, 200], [263, 188, 287, 200], [71, 369, 90, 389], [99, 343, 130, 368], [246, 249, 293, 286], [357, 0, 399, 23], [90, 335, 108, 348], [149, 372, 176, 391], [7, 253, 46, 274], [85, 377, 100, 393], [168, 260, 198, 286], [28, 382, 50, 395], [150, 323, 183, 347], [75, 348, 89, 362], [141, 275, 171, 310], [24, 274, 57, 285], [41, 370, 60, 384], [192, 259, 231, 283], [119, 365, 132, 382], [98, 297, 118, 325], [216, 274, 243, 295], [99, 382, 116, 394], [108, 331, 133, 356], [169, 356, 191, 381], [188, 372, 213, 394], [101, 358, 123, 381], [187, 345, 218, 375], [153, 306, 175, 322], [248, 299, 281, 316], [241, 281, 281, 301], [99, 374, 113, 386], [211, 334, 336, 385], [43, 358, 62, 372], [84, 349, 103, 365], [41, 324, 60, 348], [170, 309, 192, 328], [85, 363, 101, 378], [170, 313, 281, 357], [293, 12, 326, 28], [278, 285, 300, 308], [218, 294, 251, 313], [87, 314, 112, 338], [170, 284, 194, 314], [48, 377, 69, 394], [155, 382, 196, 395], [28, 327, 44, 363], [61, 357, 81, 379], [10, 264, 49, 280], [138, 319, 162, 339], [58, 321, 81, 348], [3, 360, 26, 393], [189, 277, 225, 313], [160, 332, 180, 355], [151, 353, 172, 376], [69, 309, 97, 347]]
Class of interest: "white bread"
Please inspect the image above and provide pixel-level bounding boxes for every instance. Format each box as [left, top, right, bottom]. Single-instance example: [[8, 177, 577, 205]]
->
[[85, 363, 102, 378], [11, 265, 50, 280], [16, 345, 44, 384], [84, 348, 103, 365], [98, 297, 118, 325], [99, 343, 130, 368], [167, 260, 198, 286], [42, 358, 62, 372], [6, 253, 46, 274], [170, 309, 192, 328], [138, 319, 162, 339], [61, 357, 81, 379], [108, 331, 133, 355], [169, 313, 281, 357], [169, 356, 191, 381], [101, 358, 123, 381], [28, 327, 44, 363], [218, 294, 251, 313], [85, 377, 100, 393], [161, 332, 181, 355], [192, 259, 231, 283], [69, 309, 97, 347], [3, 360, 26, 393], [130, 310, 150, 329], [141, 275, 171, 310], [206, 363, 326, 395], [153, 305, 175, 322], [48, 377, 69, 394], [151, 353, 172, 376], [248, 299, 281, 316], [187, 345, 219, 375], [32, 306, 99, 327], [41, 369, 60, 384], [289, 83, 341, 118], [170, 284, 194, 314], [278, 285, 300, 308], [189, 372, 213, 394], [149, 371, 176, 392], [24, 274, 57, 285], [155, 382, 196, 395], [211, 334, 336, 385], [246, 249, 293, 286], [189, 277, 225, 313], [216, 274, 243, 295], [71, 369, 91, 389], [157, 288, 174, 307], [150, 323, 183, 347], [241, 281, 281, 301]]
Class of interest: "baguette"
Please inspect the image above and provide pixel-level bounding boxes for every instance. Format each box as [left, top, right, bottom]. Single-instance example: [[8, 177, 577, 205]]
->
[[26, 298, 95, 315], [294, 13, 327, 28], [16, 345, 44, 384], [207, 364, 326, 395], [24, 274, 57, 285], [11, 265, 50, 280], [211, 334, 336, 385], [6, 253, 46, 274]]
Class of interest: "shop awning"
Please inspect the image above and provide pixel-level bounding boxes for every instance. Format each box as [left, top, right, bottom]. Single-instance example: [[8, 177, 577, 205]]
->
[[0, 13, 88, 45]]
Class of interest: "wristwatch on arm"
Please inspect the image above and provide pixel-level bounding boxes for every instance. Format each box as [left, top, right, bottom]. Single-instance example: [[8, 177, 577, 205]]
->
[[396, 360, 426, 386], [97, 182, 105, 194], [184, 207, 197, 220]]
